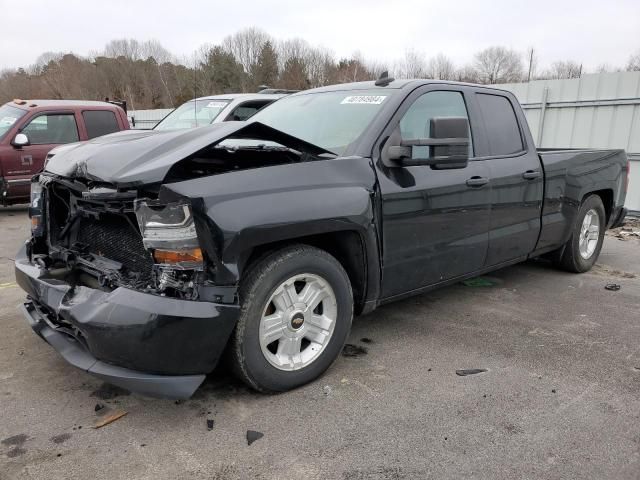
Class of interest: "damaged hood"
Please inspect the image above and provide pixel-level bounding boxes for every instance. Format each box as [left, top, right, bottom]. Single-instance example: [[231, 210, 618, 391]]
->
[[44, 121, 334, 186]]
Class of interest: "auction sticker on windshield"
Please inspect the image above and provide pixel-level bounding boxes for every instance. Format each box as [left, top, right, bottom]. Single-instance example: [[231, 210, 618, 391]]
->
[[206, 101, 228, 109], [0, 117, 17, 126], [341, 95, 387, 105]]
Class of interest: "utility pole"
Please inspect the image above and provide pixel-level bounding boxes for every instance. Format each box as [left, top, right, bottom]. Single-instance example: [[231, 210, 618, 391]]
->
[[527, 48, 535, 82]]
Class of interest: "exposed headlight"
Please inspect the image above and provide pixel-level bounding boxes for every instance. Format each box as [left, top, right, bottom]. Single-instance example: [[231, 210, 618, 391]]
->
[[29, 180, 44, 236], [134, 199, 203, 268]]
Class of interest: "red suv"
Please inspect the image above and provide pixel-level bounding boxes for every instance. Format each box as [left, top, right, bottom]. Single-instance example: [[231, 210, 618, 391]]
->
[[0, 99, 129, 205]]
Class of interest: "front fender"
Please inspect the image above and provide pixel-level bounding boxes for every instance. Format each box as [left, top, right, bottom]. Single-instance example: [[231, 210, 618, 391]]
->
[[165, 157, 378, 283]]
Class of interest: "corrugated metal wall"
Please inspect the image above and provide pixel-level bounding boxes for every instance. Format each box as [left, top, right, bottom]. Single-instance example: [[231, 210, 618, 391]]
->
[[497, 72, 640, 213]]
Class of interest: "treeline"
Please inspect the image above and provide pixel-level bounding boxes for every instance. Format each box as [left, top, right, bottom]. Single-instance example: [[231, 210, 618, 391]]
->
[[1, 28, 639, 110]]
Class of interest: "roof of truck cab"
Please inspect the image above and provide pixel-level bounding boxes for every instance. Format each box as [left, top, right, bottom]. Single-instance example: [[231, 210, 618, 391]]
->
[[187, 93, 286, 102], [290, 79, 513, 94], [8, 99, 123, 110]]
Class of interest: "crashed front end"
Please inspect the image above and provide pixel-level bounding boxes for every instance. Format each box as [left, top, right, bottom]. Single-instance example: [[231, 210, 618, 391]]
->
[[15, 173, 239, 399]]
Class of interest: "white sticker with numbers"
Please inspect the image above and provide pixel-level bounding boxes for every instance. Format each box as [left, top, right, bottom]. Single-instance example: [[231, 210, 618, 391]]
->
[[340, 95, 387, 105], [0, 116, 17, 126], [206, 101, 228, 108]]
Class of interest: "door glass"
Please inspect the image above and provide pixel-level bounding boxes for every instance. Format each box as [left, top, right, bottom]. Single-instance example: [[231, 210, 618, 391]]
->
[[399, 91, 472, 157], [83, 110, 119, 139], [22, 114, 79, 144], [227, 100, 272, 121], [476, 93, 523, 155]]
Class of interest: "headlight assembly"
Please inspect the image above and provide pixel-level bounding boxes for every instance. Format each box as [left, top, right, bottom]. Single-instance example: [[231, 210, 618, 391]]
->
[[134, 199, 203, 269], [29, 180, 44, 236]]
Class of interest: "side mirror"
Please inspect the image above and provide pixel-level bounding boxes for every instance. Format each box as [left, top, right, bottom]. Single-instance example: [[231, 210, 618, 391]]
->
[[12, 133, 30, 148], [387, 117, 470, 169]]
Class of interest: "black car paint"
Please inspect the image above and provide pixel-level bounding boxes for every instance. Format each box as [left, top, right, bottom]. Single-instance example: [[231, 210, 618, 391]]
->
[[15, 79, 628, 398]]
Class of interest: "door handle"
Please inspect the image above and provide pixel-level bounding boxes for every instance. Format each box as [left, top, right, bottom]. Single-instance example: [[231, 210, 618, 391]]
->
[[522, 170, 541, 180], [466, 176, 489, 187]]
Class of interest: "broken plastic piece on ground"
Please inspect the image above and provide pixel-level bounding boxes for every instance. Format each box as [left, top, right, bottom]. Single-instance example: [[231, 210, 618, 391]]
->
[[461, 277, 499, 287], [94, 403, 105, 412], [342, 344, 368, 357], [360, 337, 373, 344], [604, 283, 621, 291], [246, 430, 264, 446], [342, 344, 367, 357], [456, 368, 488, 376], [207, 419, 214, 430], [93, 410, 127, 429]]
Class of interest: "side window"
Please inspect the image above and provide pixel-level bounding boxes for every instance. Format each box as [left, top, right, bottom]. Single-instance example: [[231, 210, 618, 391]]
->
[[399, 91, 472, 156], [83, 110, 120, 139], [22, 114, 79, 144], [476, 93, 524, 156], [227, 100, 272, 121]]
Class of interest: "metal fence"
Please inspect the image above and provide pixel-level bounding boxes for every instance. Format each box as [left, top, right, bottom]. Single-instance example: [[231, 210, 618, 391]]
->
[[128, 109, 172, 129], [497, 72, 640, 213]]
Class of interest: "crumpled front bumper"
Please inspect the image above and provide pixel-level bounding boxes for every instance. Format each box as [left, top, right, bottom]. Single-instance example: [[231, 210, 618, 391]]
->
[[14, 244, 239, 399]]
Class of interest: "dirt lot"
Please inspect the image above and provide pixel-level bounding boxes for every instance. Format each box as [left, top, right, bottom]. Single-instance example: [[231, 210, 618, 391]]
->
[[0, 205, 639, 480]]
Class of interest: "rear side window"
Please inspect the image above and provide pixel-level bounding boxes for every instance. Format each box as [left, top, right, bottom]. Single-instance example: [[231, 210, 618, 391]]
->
[[476, 93, 524, 156], [226, 100, 273, 121], [83, 110, 120, 139], [22, 114, 79, 144]]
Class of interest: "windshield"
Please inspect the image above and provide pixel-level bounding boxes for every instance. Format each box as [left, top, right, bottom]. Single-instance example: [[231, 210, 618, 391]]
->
[[0, 105, 27, 140], [250, 89, 393, 154], [154, 99, 230, 130]]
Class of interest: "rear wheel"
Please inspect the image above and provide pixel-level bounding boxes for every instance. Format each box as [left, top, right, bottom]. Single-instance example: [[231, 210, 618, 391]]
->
[[556, 195, 606, 273], [230, 245, 353, 392]]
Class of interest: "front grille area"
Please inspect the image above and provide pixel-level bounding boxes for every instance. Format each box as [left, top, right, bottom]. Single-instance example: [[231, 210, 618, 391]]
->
[[77, 213, 154, 282]]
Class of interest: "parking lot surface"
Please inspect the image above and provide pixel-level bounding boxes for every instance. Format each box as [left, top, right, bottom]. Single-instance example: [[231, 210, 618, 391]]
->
[[1, 205, 639, 480]]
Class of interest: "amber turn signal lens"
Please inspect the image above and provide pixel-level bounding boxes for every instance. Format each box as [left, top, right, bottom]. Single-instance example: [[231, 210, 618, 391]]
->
[[153, 248, 203, 264], [30, 216, 41, 230]]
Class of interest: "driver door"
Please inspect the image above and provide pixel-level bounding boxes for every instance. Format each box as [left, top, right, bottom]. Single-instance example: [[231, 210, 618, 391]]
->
[[376, 87, 492, 298]]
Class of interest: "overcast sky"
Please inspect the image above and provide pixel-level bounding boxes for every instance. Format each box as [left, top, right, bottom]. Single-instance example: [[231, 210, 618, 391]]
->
[[1, 0, 638, 72]]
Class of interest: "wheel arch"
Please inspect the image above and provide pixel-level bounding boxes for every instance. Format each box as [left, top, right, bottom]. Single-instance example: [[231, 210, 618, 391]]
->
[[239, 228, 377, 316], [584, 188, 613, 223]]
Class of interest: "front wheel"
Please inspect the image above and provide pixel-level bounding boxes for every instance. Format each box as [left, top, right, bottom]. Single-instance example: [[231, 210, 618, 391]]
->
[[556, 195, 606, 273], [230, 245, 353, 392]]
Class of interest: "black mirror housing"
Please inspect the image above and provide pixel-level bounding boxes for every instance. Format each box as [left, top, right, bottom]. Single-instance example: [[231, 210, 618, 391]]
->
[[386, 117, 470, 169]]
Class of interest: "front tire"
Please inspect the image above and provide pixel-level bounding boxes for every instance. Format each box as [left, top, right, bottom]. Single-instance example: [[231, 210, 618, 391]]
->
[[230, 245, 353, 392], [556, 195, 606, 273]]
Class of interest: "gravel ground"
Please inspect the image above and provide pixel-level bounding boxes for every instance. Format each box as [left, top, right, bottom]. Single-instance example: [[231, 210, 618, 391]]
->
[[0, 205, 639, 480]]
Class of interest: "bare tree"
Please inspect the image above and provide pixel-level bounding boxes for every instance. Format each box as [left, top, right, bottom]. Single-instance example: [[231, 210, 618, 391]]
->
[[394, 49, 427, 78], [426, 54, 456, 80], [627, 50, 640, 71], [545, 60, 582, 79], [223, 28, 270, 72], [473, 46, 523, 84], [456, 65, 480, 83]]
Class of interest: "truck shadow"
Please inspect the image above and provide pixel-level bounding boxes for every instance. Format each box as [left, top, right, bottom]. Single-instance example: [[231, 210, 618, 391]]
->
[[0, 205, 28, 216], [195, 259, 567, 399]]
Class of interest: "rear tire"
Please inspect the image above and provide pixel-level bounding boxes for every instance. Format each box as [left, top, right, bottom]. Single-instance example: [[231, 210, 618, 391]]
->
[[230, 245, 353, 392], [556, 195, 606, 273]]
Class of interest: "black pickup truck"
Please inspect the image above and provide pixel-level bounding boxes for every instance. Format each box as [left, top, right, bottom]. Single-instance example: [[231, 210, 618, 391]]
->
[[15, 79, 628, 399]]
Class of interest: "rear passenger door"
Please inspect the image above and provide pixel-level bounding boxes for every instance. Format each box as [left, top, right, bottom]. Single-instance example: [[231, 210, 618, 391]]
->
[[472, 92, 543, 265], [376, 86, 492, 298], [82, 110, 121, 139]]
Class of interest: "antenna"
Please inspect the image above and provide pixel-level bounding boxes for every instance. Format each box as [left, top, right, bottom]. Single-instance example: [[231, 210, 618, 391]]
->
[[375, 71, 394, 87]]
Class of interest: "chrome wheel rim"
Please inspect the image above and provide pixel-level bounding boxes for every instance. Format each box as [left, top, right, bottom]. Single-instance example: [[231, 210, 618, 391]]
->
[[579, 209, 600, 259], [259, 273, 337, 371]]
